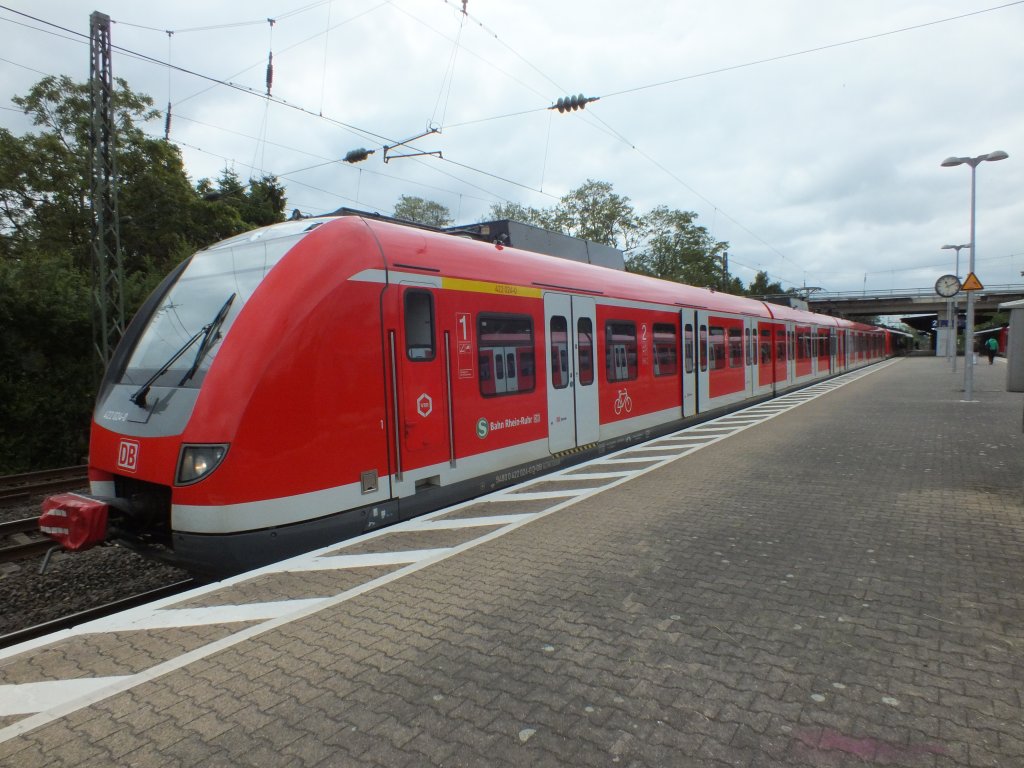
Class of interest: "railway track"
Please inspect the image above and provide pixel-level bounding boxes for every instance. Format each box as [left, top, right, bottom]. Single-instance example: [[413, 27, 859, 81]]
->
[[0, 516, 57, 563], [0, 465, 88, 506], [0, 578, 196, 649]]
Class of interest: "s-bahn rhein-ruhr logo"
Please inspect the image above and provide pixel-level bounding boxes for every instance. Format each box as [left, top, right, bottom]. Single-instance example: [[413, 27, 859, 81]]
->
[[117, 439, 140, 472], [476, 417, 489, 439]]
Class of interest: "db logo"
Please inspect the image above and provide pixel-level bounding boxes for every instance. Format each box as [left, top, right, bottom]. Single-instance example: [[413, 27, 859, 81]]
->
[[416, 393, 433, 418], [117, 439, 140, 473]]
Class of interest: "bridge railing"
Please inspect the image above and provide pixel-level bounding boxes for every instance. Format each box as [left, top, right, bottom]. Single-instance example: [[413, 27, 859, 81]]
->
[[808, 284, 1024, 301]]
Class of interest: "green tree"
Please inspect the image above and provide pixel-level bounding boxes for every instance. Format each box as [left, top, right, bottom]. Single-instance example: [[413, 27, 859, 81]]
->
[[393, 195, 453, 227], [626, 206, 735, 291], [746, 270, 787, 297], [547, 180, 638, 248], [484, 201, 552, 229], [485, 181, 742, 292]]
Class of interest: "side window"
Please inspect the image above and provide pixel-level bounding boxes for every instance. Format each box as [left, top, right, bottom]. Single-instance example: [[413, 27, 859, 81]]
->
[[699, 325, 708, 372], [728, 327, 743, 368], [577, 318, 594, 386], [709, 326, 726, 370], [684, 323, 694, 374], [760, 329, 771, 364], [550, 316, 569, 390], [605, 321, 638, 382], [653, 323, 677, 377], [404, 290, 435, 360], [745, 327, 753, 367], [478, 314, 534, 397]]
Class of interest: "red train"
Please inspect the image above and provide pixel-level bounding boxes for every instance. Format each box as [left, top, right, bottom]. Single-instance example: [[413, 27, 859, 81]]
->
[[42, 213, 895, 577]]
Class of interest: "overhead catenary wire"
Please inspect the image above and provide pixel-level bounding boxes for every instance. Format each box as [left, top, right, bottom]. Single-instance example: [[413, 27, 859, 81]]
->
[[2, 1, 1021, 289], [0, 4, 531, 219]]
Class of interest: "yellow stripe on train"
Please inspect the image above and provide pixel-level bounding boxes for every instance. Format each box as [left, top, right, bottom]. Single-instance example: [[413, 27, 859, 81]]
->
[[441, 277, 543, 298]]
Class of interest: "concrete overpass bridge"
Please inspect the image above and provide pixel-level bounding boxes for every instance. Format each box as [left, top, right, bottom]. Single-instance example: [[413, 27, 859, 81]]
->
[[804, 284, 1024, 320]]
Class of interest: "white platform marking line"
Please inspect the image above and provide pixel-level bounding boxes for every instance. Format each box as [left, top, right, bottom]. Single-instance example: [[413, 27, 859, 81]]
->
[[305, 549, 448, 567], [399, 514, 538, 530], [0, 677, 133, 717], [601, 455, 681, 464], [83, 599, 327, 633], [561, 471, 635, 480], [500, 489, 589, 501], [0, 359, 901, 740]]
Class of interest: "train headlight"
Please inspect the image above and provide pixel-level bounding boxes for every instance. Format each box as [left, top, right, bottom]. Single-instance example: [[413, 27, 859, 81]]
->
[[176, 444, 228, 485]]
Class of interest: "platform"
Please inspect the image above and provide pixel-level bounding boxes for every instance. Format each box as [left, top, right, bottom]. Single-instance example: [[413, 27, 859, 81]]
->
[[1, 357, 1022, 767]]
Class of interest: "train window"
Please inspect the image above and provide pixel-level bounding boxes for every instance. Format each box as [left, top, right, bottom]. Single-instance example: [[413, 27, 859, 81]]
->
[[478, 314, 535, 397], [520, 350, 535, 382], [605, 321, 638, 382], [653, 323, 677, 376], [404, 290, 435, 361], [745, 328, 753, 367], [777, 335, 787, 362], [709, 326, 726, 370], [760, 329, 771, 364], [577, 318, 594, 386], [728, 327, 743, 368], [699, 325, 708, 372], [550, 316, 569, 390], [684, 324, 694, 374], [787, 331, 795, 361]]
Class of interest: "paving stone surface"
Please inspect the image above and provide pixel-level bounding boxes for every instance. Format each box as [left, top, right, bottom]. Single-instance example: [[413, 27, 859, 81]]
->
[[1, 358, 1021, 766]]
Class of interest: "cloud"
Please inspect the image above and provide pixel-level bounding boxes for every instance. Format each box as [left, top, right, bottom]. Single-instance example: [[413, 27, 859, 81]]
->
[[1, 0, 1021, 291]]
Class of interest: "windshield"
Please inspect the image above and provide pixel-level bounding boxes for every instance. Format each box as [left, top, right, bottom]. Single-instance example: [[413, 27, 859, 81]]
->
[[119, 220, 328, 388]]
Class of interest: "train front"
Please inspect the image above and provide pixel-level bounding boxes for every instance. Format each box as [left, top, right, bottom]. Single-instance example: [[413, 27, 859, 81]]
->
[[39, 218, 338, 573]]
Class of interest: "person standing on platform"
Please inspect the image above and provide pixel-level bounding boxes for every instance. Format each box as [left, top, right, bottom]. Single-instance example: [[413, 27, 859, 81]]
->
[[984, 336, 999, 364]]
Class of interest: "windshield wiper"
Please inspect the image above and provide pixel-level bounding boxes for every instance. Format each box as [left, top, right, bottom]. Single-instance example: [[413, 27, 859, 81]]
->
[[178, 293, 236, 387], [129, 293, 236, 408]]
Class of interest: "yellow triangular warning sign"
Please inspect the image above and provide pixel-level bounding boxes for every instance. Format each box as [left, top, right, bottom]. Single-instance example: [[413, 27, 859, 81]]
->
[[961, 272, 984, 291]]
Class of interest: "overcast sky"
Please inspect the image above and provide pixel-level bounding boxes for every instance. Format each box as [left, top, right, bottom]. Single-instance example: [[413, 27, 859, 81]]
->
[[1, 0, 1021, 294]]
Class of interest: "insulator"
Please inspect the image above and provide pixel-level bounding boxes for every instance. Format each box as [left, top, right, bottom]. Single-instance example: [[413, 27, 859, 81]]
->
[[553, 94, 594, 113], [266, 52, 274, 96], [343, 148, 374, 163], [164, 102, 172, 140]]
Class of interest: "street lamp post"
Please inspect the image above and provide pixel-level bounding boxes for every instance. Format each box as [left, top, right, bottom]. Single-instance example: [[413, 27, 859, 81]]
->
[[941, 243, 970, 372], [940, 150, 1009, 402]]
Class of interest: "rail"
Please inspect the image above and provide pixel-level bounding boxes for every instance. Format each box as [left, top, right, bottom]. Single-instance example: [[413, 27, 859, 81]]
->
[[0, 579, 196, 649], [0, 465, 89, 506], [0, 516, 56, 563]]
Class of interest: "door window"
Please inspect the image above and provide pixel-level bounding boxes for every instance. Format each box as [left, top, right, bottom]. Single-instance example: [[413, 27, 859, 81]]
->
[[550, 316, 569, 389], [404, 290, 435, 360], [577, 318, 594, 386]]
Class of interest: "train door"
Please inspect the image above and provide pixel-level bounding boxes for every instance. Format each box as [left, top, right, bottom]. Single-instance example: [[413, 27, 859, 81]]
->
[[696, 311, 710, 408], [786, 326, 797, 382], [544, 294, 598, 453], [823, 329, 835, 375], [388, 285, 452, 488], [681, 310, 697, 417], [756, 322, 775, 395], [744, 318, 757, 396], [774, 324, 788, 386]]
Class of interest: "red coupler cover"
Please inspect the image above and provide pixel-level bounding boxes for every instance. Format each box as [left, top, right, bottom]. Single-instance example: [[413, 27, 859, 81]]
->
[[39, 494, 109, 551]]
